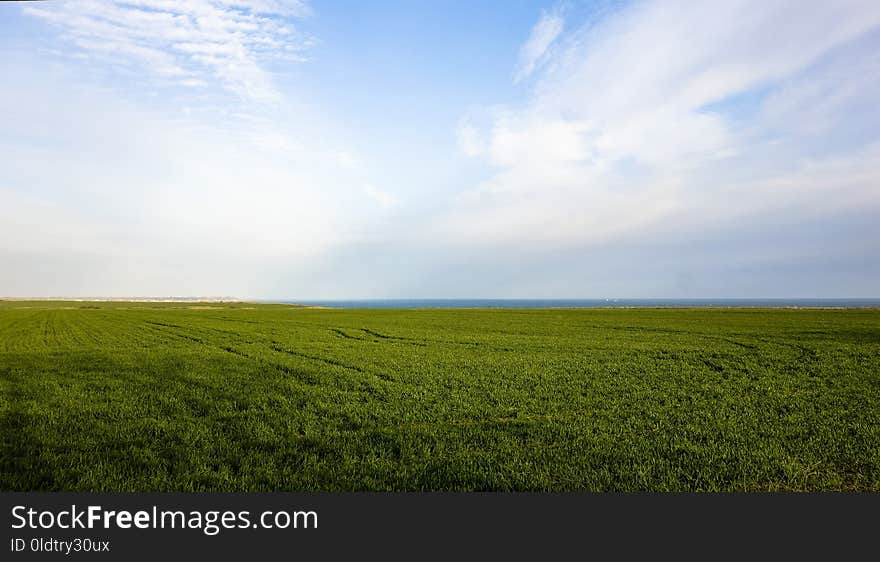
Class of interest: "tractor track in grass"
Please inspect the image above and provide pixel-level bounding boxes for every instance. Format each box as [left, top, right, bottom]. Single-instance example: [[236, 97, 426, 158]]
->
[[360, 327, 514, 350], [144, 320, 207, 345], [577, 323, 820, 368], [141, 320, 322, 385], [577, 323, 760, 350], [330, 326, 519, 351], [329, 327, 427, 348], [142, 318, 391, 384], [329, 328, 363, 341], [359, 328, 412, 342], [268, 342, 396, 381]]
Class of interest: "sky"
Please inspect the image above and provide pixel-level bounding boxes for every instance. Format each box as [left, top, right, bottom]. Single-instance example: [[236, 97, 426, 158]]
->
[[1, 0, 878, 299]]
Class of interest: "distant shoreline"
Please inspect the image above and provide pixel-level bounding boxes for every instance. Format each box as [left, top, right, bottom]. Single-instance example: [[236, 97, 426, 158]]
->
[[276, 298, 880, 310], [280, 305, 880, 310], [3, 298, 879, 309]]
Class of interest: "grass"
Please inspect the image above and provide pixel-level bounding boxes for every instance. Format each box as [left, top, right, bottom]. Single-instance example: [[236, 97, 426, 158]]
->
[[1, 300, 878, 491]]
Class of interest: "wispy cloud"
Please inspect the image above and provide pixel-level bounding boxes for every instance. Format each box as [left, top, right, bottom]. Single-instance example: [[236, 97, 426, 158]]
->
[[514, 10, 563, 83], [363, 184, 399, 209], [432, 0, 880, 295], [24, 0, 312, 102], [456, 0, 880, 248]]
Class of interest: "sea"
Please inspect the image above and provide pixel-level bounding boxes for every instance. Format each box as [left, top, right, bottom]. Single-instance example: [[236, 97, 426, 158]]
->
[[274, 299, 880, 309]]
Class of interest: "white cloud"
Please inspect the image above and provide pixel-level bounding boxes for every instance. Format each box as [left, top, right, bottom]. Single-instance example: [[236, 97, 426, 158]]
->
[[0, 58, 384, 298], [23, 0, 312, 102], [363, 184, 399, 209], [514, 11, 563, 83], [453, 0, 880, 254], [456, 119, 486, 157]]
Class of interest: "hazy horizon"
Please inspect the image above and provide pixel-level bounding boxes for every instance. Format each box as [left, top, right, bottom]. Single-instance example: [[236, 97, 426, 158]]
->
[[2, 1, 879, 298], [3, 296, 879, 303]]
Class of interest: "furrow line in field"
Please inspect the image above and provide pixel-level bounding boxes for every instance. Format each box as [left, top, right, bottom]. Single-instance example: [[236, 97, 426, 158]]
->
[[360, 328, 412, 341], [89, 313, 157, 348], [329, 328, 366, 341], [329, 327, 427, 348], [79, 313, 119, 347], [139, 319, 322, 385], [216, 346, 324, 386], [202, 316, 261, 324], [332, 325, 520, 351], [269, 343, 368, 374], [360, 328, 429, 347], [151, 326, 312, 381], [744, 336, 820, 365], [42, 312, 56, 346], [0, 312, 42, 352], [577, 324, 759, 350], [144, 318, 263, 344], [142, 321, 208, 345]]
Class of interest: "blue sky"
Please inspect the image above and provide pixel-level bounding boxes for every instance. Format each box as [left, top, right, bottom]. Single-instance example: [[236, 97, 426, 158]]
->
[[1, 0, 878, 298]]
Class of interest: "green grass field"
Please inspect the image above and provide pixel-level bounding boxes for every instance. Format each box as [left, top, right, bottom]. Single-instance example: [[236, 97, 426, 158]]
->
[[1, 301, 878, 491]]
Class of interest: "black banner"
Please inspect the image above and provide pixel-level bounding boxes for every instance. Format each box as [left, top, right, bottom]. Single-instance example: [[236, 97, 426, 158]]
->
[[1, 493, 877, 559]]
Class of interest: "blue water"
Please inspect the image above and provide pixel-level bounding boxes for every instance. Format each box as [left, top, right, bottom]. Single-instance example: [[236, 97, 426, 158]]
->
[[274, 298, 880, 309]]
